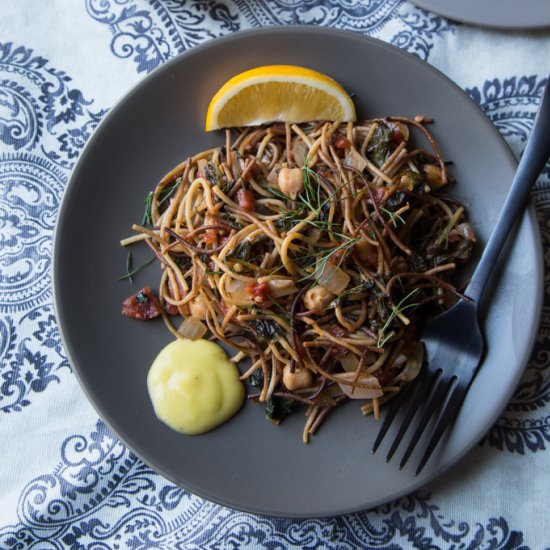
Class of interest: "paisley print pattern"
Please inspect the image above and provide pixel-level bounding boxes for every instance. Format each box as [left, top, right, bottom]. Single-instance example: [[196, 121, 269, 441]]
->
[[0, 43, 105, 167], [0, 42, 104, 412], [0, 420, 528, 549], [0, 154, 65, 312], [1, 305, 69, 413], [467, 76, 550, 161], [85, 0, 455, 74], [1, 0, 549, 547], [85, 0, 240, 72], [466, 76, 550, 456]]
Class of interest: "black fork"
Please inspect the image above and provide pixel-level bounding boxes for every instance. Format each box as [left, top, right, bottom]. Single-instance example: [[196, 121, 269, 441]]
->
[[372, 74, 550, 475]]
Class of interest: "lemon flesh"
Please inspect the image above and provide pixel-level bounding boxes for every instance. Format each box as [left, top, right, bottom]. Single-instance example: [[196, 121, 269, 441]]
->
[[206, 65, 356, 131]]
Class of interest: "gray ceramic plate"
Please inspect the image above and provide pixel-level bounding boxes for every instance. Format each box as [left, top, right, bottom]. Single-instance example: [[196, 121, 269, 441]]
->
[[53, 27, 543, 518], [410, 0, 550, 29]]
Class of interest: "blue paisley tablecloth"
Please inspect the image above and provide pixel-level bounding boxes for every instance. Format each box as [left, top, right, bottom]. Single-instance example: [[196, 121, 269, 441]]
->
[[1, 1, 550, 548]]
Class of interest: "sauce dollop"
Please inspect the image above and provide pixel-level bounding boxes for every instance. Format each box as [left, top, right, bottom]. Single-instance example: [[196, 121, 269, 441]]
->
[[147, 339, 244, 434]]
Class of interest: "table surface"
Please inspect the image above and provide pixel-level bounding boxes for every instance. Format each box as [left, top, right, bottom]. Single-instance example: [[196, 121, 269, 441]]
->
[[1, 1, 549, 548]]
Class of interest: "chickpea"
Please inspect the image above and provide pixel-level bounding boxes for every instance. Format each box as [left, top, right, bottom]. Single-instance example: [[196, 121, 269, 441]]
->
[[423, 164, 446, 189], [188, 294, 208, 320], [303, 285, 335, 315], [283, 364, 314, 391], [278, 166, 304, 199]]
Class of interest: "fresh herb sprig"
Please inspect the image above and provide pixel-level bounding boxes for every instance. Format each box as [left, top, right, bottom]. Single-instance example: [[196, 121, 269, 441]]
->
[[380, 207, 406, 228], [269, 155, 358, 233], [142, 191, 154, 225], [377, 288, 420, 348], [311, 235, 359, 272], [267, 156, 366, 283], [142, 177, 183, 225], [118, 252, 156, 283]]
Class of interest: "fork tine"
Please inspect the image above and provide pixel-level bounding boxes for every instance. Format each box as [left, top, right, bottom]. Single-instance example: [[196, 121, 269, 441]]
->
[[414, 383, 468, 476], [383, 369, 436, 461], [372, 381, 415, 454], [384, 375, 431, 461], [371, 397, 401, 454], [398, 374, 455, 469]]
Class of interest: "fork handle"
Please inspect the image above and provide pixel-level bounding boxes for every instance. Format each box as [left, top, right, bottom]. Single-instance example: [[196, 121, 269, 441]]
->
[[466, 75, 550, 303]]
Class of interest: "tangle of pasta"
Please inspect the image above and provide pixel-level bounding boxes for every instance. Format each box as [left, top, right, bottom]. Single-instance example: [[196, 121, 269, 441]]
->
[[122, 118, 476, 442]]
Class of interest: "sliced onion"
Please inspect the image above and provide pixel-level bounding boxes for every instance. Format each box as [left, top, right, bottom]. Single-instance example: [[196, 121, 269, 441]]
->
[[344, 148, 367, 172], [291, 140, 308, 167], [453, 222, 476, 242], [314, 260, 350, 295], [339, 352, 359, 373], [267, 278, 298, 298], [224, 278, 254, 306], [333, 372, 383, 399], [395, 342, 424, 382], [387, 121, 410, 142], [339, 351, 379, 372], [178, 316, 207, 340], [393, 353, 408, 368], [267, 164, 280, 185]]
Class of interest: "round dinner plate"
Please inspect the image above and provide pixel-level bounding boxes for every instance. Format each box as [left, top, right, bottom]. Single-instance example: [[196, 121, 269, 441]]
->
[[409, 0, 550, 29], [53, 26, 543, 518]]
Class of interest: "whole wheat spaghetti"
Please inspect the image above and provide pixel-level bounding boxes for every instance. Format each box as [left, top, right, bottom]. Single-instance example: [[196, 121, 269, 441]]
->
[[122, 118, 476, 442]]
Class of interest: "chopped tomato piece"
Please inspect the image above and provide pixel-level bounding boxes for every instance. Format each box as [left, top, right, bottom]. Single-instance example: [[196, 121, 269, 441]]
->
[[332, 134, 352, 150], [203, 228, 218, 244], [391, 130, 405, 145], [236, 189, 256, 211], [247, 281, 271, 301], [122, 287, 163, 320]]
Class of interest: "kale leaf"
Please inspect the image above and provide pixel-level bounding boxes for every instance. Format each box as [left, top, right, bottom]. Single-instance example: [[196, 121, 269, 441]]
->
[[249, 318, 284, 342], [265, 395, 294, 422], [367, 123, 393, 168]]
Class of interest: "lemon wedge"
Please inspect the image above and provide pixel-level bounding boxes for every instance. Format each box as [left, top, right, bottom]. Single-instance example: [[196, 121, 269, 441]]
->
[[205, 65, 356, 131]]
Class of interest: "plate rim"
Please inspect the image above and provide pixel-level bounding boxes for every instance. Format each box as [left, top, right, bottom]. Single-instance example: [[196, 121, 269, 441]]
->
[[409, 0, 550, 29], [52, 25, 544, 517]]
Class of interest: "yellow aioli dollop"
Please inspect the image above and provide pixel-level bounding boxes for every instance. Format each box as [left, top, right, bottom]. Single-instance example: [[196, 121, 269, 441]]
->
[[147, 339, 245, 435]]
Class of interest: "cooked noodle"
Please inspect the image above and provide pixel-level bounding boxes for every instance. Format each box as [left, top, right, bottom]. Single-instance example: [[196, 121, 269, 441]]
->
[[124, 118, 476, 440]]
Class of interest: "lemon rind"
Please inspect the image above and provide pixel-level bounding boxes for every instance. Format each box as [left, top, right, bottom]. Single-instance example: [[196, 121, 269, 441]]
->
[[205, 65, 356, 131]]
